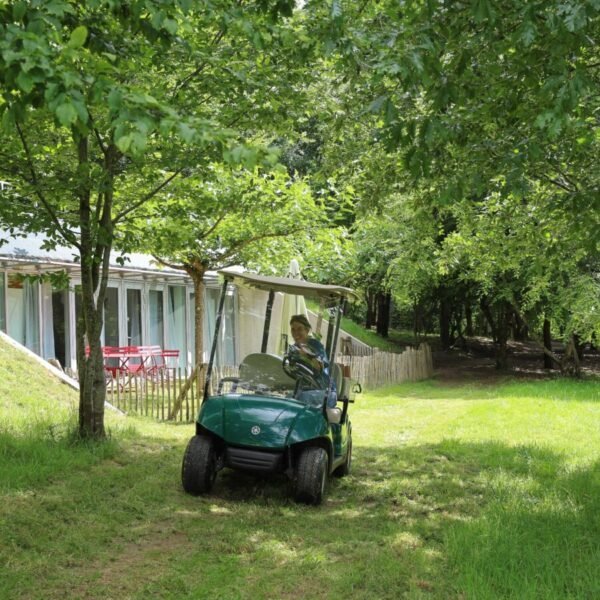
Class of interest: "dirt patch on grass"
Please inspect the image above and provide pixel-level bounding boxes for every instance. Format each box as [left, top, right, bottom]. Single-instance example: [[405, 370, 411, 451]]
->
[[66, 525, 192, 599], [432, 337, 600, 385]]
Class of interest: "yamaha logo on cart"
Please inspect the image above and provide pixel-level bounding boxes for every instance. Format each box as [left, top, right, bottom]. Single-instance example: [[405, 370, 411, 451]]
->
[[251, 426, 261, 435]]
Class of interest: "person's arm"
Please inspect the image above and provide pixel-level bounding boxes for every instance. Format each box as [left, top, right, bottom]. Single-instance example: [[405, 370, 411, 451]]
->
[[304, 339, 326, 372]]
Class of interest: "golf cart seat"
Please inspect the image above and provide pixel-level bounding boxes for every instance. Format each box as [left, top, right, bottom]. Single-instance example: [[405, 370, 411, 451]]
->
[[239, 353, 296, 392], [326, 407, 342, 423], [325, 363, 344, 424]]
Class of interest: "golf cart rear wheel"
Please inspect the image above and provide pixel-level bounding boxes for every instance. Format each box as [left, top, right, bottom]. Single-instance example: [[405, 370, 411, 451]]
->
[[334, 435, 352, 478], [295, 446, 328, 505], [181, 434, 218, 495]]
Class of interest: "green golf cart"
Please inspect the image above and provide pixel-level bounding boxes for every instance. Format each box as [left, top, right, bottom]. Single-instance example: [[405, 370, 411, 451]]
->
[[181, 269, 360, 505]]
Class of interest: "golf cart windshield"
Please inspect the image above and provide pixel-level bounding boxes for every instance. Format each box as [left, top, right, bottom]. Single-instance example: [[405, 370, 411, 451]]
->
[[204, 269, 357, 403]]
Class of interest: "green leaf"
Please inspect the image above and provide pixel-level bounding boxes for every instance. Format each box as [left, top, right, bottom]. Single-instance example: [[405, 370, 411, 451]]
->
[[472, 0, 494, 23], [115, 134, 132, 153], [179, 122, 195, 143], [107, 88, 122, 112], [12, 2, 27, 21], [368, 95, 387, 114], [384, 99, 398, 126], [409, 51, 424, 73], [56, 102, 78, 126], [68, 26, 88, 49], [331, 0, 342, 19], [563, 5, 587, 32], [163, 18, 178, 35], [130, 132, 147, 154], [15, 71, 34, 94], [71, 98, 89, 124], [519, 22, 537, 46], [1, 109, 15, 131], [46, 0, 73, 17]]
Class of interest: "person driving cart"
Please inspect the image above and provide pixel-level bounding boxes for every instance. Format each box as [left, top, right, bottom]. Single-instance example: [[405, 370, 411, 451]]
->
[[289, 314, 337, 407]]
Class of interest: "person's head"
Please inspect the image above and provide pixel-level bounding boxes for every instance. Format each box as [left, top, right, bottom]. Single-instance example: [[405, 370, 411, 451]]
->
[[290, 314, 311, 344]]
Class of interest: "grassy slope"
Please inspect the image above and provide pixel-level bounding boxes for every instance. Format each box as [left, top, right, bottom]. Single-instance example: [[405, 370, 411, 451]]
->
[[1, 337, 599, 599], [340, 318, 439, 353]]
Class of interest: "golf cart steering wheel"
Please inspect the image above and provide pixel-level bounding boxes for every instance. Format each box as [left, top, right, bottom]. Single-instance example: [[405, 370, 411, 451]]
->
[[282, 347, 321, 389]]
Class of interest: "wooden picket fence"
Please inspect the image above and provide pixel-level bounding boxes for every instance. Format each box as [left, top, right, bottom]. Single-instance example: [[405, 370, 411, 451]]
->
[[105, 344, 433, 422], [337, 343, 433, 391], [105, 365, 237, 422]]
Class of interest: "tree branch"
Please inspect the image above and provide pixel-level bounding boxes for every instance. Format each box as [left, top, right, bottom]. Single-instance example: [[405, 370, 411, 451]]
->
[[170, 29, 226, 99], [113, 168, 183, 224], [15, 122, 81, 249], [93, 126, 108, 157], [151, 254, 186, 271], [536, 173, 577, 194], [216, 229, 292, 263], [200, 213, 227, 240], [509, 302, 563, 368]]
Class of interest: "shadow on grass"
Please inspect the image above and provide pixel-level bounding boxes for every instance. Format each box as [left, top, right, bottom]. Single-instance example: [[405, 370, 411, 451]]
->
[[187, 439, 600, 599], [1, 427, 598, 599]]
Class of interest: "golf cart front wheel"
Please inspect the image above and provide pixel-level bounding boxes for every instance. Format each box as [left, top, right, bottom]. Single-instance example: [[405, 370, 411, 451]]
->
[[181, 434, 218, 495], [294, 446, 328, 505]]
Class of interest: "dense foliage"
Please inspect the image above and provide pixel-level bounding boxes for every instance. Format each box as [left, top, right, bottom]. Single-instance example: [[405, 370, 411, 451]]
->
[[310, 0, 600, 370]]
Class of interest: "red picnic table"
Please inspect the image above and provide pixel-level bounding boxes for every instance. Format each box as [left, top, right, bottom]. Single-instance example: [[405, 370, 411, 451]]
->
[[99, 345, 180, 379]]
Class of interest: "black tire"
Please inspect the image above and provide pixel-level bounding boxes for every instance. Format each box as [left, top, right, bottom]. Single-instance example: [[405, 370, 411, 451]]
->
[[295, 446, 328, 505], [181, 434, 218, 495], [334, 434, 352, 478]]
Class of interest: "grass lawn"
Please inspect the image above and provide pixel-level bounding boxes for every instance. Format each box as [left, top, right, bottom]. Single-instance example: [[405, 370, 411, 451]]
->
[[1, 341, 599, 599]]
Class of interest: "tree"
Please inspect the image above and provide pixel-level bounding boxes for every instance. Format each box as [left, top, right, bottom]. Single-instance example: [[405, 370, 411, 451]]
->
[[0, 0, 308, 438], [127, 163, 323, 374]]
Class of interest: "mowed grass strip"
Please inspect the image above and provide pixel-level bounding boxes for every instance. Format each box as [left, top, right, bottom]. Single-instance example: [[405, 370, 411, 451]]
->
[[1, 342, 598, 600]]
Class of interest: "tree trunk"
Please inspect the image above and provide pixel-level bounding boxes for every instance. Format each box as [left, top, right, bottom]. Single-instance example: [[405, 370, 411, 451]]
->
[[511, 308, 529, 341], [365, 290, 376, 329], [413, 301, 421, 341], [479, 297, 497, 342], [439, 296, 452, 350], [494, 302, 510, 370], [561, 335, 581, 377], [376, 292, 391, 338], [480, 297, 509, 369], [75, 135, 114, 440], [543, 318, 554, 369], [452, 305, 467, 350], [76, 302, 106, 438], [189, 265, 207, 370], [465, 302, 474, 337]]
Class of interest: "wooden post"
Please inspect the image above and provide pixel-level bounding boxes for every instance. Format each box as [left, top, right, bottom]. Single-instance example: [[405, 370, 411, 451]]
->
[[168, 364, 206, 421]]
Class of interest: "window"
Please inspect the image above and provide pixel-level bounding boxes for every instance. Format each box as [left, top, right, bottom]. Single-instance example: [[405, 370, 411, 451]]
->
[[204, 286, 237, 367], [7, 275, 40, 353], [167, 286, 187, 366], [148, 289, 164, 347], [126, 288, 142, 346]]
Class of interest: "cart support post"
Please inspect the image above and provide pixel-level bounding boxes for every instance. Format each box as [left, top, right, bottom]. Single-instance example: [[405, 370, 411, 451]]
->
[[203, 277, 229, 402], [261, 290, 275, 353]]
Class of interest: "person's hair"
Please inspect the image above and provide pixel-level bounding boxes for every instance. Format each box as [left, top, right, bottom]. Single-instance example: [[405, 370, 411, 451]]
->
[[290, 314, 311, 329]]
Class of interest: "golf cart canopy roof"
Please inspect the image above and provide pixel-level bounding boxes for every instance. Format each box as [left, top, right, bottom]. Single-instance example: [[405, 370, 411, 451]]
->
[[218, 269, 359, 302]]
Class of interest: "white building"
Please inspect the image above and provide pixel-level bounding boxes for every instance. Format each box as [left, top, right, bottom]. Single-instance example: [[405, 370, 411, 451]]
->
[[0, 232, 237, 373]]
